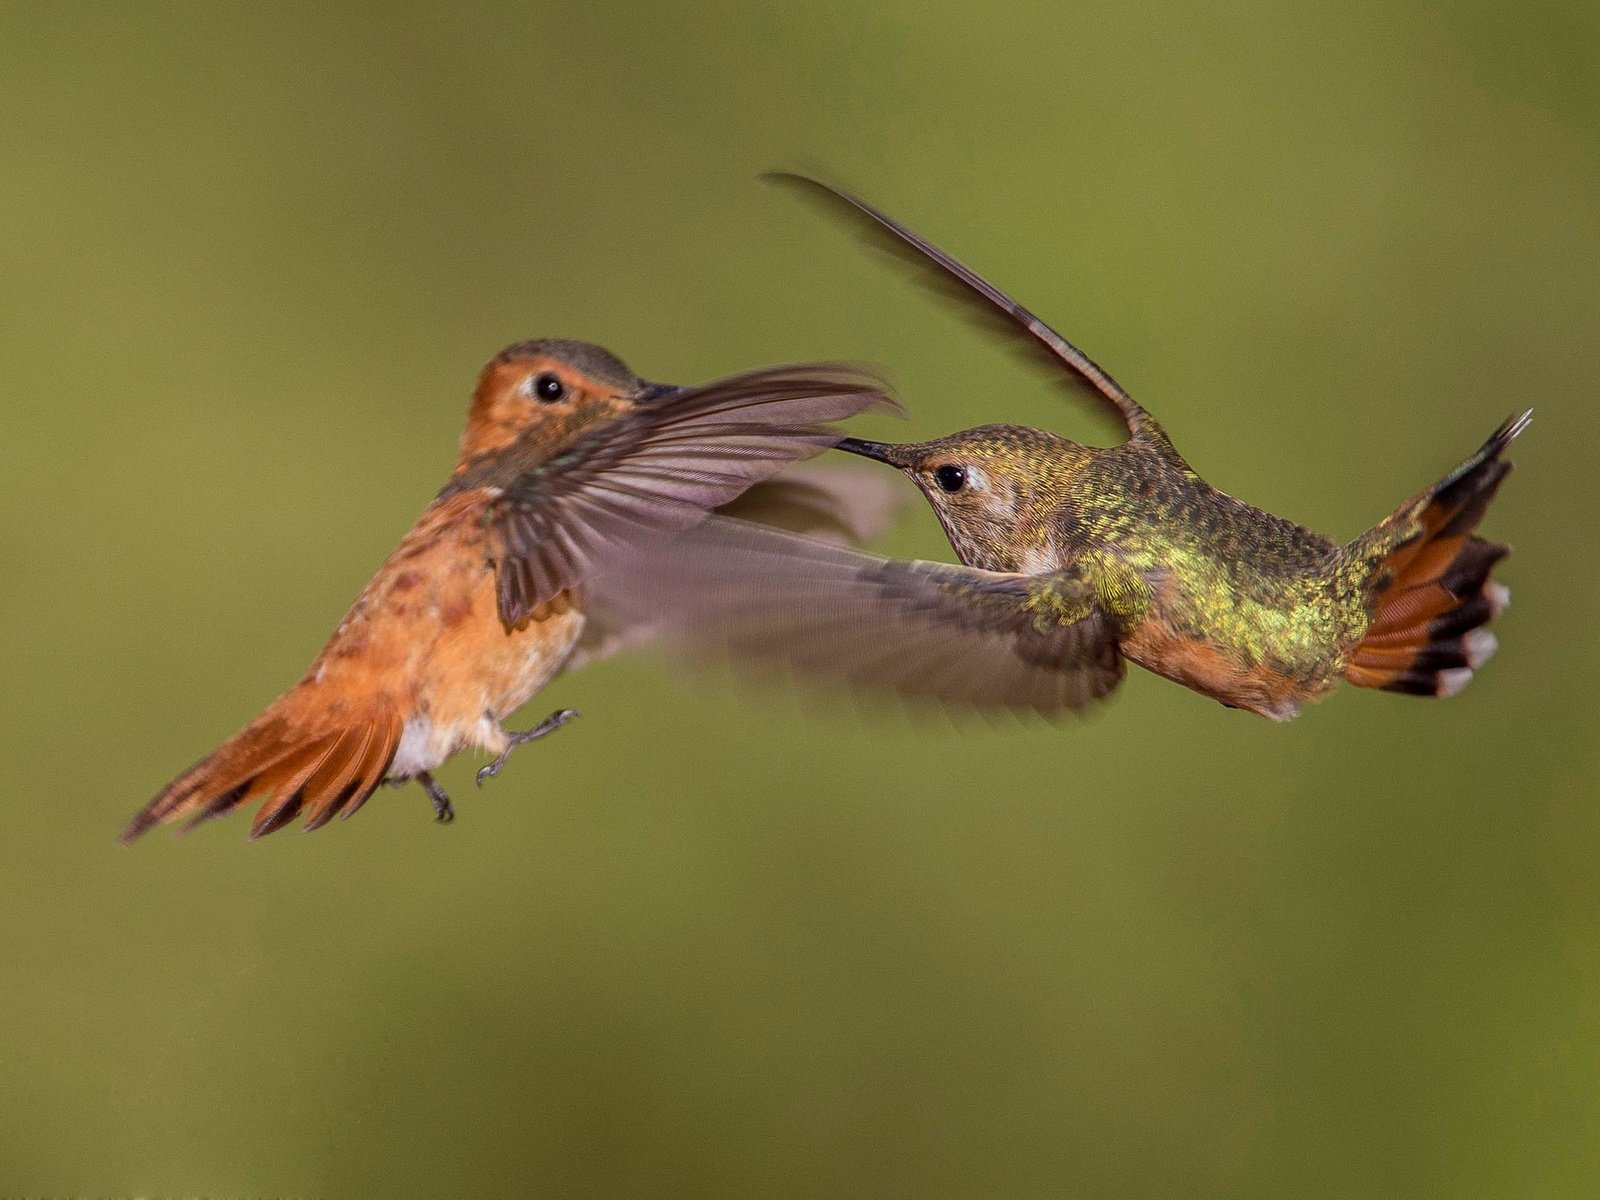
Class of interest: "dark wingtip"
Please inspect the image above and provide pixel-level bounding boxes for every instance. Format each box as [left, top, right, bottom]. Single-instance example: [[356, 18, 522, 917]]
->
[[1498, 408, 1533, 447], [864, 389, 908, 420], [760, 171, 882, 230], [760, 167, 833, 191]]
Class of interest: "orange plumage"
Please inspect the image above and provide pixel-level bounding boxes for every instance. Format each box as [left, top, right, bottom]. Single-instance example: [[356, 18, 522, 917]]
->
[[125, 339, 895, 841]]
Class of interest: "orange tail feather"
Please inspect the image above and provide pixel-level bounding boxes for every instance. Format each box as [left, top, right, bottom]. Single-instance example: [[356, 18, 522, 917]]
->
[[1344, 410, 1528, 698], [123, 705, 401, 843]]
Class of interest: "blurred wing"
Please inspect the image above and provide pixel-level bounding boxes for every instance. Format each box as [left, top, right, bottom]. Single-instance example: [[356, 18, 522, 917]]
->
[[769, 172, 1156, 441], [486, 365, 898, 629], [565, 461, 909, 672], [710, 459, 910, 547], [597, 516, 1125, 714]]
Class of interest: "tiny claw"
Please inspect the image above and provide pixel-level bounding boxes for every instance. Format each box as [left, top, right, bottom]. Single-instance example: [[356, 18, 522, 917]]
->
[[476, 708, 580, 788], [414, 770, 455, 826]]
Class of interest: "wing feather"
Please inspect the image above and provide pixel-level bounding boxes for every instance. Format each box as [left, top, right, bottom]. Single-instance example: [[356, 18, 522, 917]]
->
[[485, 364, 897, 629], [596, 516, 1125, 715], [767, 172, 1158, 441]]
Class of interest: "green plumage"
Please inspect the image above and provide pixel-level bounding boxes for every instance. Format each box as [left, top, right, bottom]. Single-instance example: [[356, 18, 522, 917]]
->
[[874, 419, 1374, 692], [628, 174, 1528, 721]]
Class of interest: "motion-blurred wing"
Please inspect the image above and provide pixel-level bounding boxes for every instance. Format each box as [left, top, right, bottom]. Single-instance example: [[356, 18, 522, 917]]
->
[[710, 459, 909, 547], [769, 172, 1157, 441], [566, 460, 910, 672], [484, 365, 898, 629], [598, 515, 1125, 714]]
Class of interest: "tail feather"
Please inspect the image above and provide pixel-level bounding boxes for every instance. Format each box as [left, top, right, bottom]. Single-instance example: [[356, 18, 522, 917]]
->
[[323, 720, 402, 826], [300, 724, 379, 831], [243, 734, 342, 839], [123, 708, 401, 843], [1343, 411, 1528, 698]]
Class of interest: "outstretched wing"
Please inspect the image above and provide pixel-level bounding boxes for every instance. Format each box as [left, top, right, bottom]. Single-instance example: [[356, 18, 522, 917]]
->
[[769, 172, 1159, 442], [597, 515, 1125, 715], [483, 365, 899, 630], [566, 460, 909, 672], [709, 459, 909, 547]]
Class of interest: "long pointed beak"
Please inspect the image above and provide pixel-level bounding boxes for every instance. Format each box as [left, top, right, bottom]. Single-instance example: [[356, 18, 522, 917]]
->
[[836, 437, 909, 467]]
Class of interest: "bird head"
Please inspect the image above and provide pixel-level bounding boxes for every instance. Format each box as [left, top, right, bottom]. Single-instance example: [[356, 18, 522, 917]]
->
[[838, 424, 1092, 571], [458, 338, 680, 464]]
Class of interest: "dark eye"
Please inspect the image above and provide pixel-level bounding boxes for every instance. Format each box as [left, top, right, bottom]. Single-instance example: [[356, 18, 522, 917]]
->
[[532, 372, 566, 402], [933, 464, 967, 493]]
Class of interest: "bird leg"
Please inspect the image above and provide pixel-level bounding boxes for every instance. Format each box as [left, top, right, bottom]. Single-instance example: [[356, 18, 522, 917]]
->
[[476, 708, 580, 787], [406, 770, 454, 823]]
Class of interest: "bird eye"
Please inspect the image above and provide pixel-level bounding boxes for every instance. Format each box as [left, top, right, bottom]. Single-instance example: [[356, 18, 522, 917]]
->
[[933, 464, 967, 493], [532, 372, 566, 402]]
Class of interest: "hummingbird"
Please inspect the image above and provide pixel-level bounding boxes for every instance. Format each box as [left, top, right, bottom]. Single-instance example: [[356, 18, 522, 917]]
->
[[606, 178, 1528, 720], [124, 339, 896, 842]]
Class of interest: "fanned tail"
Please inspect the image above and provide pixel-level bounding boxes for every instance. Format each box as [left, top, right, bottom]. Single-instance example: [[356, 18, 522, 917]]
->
[[122, 703, 402, 843], [1343, 410, 1529, 697]]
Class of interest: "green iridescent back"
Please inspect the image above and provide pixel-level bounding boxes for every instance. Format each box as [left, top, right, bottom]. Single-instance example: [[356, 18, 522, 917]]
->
[[1040, 435, 1372, 680]]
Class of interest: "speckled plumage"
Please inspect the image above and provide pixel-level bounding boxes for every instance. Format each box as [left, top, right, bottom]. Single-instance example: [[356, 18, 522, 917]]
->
[[814, 176, 1532, 718], [853, 418, 1419, 718], [623, 177, 1528, 721], [125, 340, 896, 841]]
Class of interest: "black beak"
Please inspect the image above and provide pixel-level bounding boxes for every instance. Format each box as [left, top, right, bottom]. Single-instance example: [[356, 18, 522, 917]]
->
[[836, 437, 908, 467], [636, 380, 686, 403]]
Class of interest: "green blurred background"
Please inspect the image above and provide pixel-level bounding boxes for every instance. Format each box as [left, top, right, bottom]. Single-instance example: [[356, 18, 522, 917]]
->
[[3, 2, 1597, 1195]]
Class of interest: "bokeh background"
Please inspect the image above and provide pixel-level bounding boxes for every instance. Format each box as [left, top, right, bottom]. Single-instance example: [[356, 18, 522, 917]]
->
[[3, 3, 1598, 1196]]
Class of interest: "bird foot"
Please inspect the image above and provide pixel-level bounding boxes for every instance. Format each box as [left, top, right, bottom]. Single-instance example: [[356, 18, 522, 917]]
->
[[476, 709, 580, 788], [413, 770, 454, 824]]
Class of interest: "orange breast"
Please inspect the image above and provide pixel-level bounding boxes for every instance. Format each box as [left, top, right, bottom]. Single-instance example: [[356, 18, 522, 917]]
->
[[294, 489, 585, 732], [420, 579, 584, 727], [1120, 619, 1328, 721]]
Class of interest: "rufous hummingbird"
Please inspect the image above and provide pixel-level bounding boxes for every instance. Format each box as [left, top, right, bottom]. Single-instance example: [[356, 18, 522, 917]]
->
[[608, 178, 1528, 721], [124, 339, 896, 842]]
